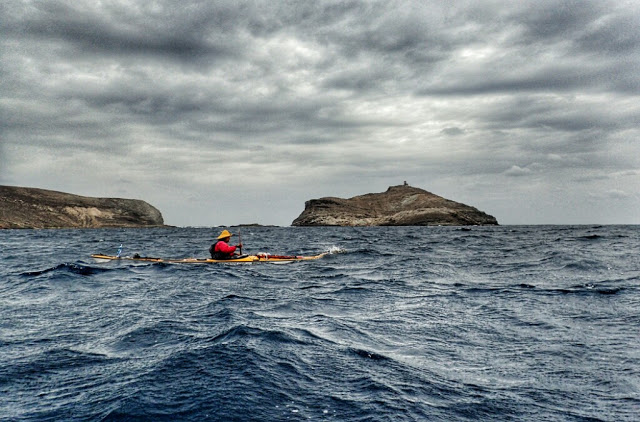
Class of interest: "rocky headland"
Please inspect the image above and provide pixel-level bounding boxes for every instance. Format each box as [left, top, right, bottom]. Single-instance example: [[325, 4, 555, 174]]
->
[[0, 185, 165, 229], [292, 184, 498, 226]]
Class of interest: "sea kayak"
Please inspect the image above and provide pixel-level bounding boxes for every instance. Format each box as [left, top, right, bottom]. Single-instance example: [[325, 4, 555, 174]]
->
[[90, 252, 328, 264]]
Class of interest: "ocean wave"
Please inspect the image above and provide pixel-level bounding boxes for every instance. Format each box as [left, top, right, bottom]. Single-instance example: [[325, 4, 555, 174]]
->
[[111, 320, 197, 353], [20, 262, 114, 278], [552, 285, 625, 296], [205, 324, 337, 352]]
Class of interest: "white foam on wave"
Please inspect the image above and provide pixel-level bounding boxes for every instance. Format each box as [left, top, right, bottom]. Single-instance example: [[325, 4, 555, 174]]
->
[[327, 246, 347, 254]]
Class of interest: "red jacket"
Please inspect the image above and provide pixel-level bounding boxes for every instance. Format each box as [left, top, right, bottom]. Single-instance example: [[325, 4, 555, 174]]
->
[[214, 240, 237, 257]]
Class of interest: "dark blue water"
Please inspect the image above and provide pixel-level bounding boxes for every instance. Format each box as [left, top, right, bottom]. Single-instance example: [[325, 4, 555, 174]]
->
[[1, 226, 638, 421]]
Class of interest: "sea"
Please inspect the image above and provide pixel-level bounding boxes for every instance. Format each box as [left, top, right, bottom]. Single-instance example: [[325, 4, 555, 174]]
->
[[0, 225, 638, 421]]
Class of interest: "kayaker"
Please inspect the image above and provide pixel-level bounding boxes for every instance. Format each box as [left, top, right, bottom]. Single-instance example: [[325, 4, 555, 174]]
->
[[209, 229, 243, 259]]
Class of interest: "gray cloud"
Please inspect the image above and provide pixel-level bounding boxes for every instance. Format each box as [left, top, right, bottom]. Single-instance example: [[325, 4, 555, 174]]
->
[[1, 0, 639, 225], [504, 165, 533, 177], [5, 1, 244, 61]]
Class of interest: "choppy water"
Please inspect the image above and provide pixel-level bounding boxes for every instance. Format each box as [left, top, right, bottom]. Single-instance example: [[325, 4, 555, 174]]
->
[[1, 226, 638, 421]]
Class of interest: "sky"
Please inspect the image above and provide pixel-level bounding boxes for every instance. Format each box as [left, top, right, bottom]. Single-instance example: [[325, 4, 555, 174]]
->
[[1, 0, 639, 226]]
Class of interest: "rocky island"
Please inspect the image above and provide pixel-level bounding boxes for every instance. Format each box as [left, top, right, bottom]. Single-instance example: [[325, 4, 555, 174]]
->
[[292, 184, 498, 226], [0, 185, 165, 229]]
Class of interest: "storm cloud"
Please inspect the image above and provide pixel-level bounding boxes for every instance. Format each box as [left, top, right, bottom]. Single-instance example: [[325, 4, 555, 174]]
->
[[2, 0, 639, 225]]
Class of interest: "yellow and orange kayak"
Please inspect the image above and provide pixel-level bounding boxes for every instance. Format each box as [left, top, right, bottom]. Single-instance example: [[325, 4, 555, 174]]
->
[[90, 252, 327, 264]]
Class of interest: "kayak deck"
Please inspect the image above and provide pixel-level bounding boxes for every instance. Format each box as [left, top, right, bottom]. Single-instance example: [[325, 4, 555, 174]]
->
[[91, 252, 327, 264]]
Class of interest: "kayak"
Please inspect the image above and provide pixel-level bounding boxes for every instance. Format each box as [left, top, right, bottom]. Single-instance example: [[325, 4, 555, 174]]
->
[[90, 252, 328, 264]]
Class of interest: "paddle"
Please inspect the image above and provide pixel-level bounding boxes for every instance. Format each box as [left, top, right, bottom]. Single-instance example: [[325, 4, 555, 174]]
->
[[238, 229, 243, 255]]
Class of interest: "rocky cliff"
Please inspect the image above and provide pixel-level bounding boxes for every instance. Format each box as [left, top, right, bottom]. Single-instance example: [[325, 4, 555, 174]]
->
[[292, 185, 498, 226], [0, 186, 165, 229]]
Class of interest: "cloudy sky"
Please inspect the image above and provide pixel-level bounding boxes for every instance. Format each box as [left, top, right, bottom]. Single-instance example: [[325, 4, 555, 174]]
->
[[2, 0, 639, 226]]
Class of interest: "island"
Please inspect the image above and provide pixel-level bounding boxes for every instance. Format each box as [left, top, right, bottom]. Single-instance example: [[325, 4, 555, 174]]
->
[[292, 184, 498, 226], [0, 185, 165, 229]]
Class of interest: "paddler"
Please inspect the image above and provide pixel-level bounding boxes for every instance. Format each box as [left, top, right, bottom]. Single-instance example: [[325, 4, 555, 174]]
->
[[209, 229, 243, 259]]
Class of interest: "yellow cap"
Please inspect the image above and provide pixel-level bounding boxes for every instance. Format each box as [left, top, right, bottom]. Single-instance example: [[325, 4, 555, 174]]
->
[[217, 229, 232, 239]]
